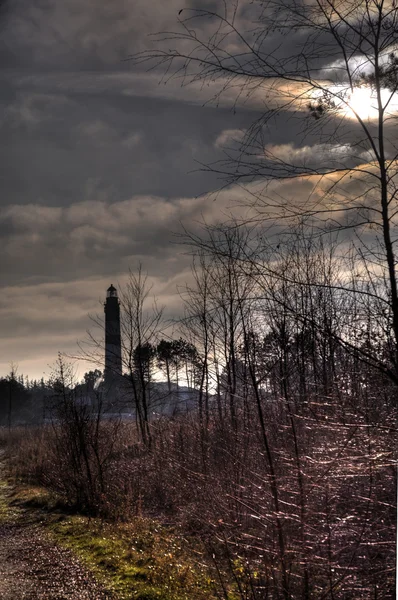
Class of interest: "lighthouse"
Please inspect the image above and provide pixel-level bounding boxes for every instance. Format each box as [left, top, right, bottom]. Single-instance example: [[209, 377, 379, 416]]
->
[[104, 284, 122, 386]]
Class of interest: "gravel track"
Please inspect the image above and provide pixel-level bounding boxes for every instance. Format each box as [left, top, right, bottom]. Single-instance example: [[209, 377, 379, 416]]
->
[[0, 451, 115, 599]]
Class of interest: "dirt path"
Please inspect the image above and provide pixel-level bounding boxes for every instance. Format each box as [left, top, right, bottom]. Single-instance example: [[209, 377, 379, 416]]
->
[[0, 451, 114, 600]]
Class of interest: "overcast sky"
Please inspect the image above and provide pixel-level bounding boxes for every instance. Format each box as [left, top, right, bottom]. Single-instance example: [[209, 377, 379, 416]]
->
[[0, 0, 393, 381], [0, 0, 252, 379]]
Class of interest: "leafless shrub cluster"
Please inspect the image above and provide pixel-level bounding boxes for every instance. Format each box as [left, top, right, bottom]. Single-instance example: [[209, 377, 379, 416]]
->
[[4, 0, 398, 593], [6, 224, 396, 597]]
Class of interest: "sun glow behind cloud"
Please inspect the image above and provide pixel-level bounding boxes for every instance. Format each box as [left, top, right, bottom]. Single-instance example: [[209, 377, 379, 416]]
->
[[346, 86, 397, 120], [330, 85, 398, 121]]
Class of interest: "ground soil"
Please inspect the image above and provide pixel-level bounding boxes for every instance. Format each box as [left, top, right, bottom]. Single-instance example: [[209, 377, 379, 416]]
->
[[0, 451, 114, 600], [0, 520, 115, 599]]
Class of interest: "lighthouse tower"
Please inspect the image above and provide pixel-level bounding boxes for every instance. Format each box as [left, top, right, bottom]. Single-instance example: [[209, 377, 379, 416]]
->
[[104, 284, 122, 387]]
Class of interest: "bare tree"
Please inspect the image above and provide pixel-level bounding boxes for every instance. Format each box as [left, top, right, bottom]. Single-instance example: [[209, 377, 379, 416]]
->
[[6, 363, 18, 430], [77, 267, 163, 446], [131, 0, 398, 383], [178, 225, 397, 598], [45, 355, 121, 516], [120, 266, 163, 446]]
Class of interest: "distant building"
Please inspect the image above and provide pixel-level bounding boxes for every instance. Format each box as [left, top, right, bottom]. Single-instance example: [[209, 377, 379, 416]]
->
[[102, 284, 203, 418], [104, 284, 122, 388]]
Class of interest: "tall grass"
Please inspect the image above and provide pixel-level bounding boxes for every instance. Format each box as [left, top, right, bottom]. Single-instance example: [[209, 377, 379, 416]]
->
[[2, 393, 395, 598]]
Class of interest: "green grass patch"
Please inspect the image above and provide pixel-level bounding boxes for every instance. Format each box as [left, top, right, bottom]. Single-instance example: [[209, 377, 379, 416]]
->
[[0, 465, 221, 600], [48, 515, 217, 600], [9, 484, 59, 509], [0, 479, 11, 523], [1, 480, 219, 599], [0, 471, 24, 524]]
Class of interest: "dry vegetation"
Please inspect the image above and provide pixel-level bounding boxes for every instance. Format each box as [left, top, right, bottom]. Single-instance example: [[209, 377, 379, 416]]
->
[[2, 226, 398, 599], [2, 371, 396, 599]]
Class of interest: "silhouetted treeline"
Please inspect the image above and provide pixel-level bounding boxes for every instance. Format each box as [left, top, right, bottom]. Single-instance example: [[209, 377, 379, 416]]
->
[[0, 337, 201, 427], [0, 373, 49, 426], [3, 227, 398, 598]]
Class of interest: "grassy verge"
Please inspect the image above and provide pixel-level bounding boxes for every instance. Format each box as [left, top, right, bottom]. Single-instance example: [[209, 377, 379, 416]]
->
[[0, 479, 11, 523], [0, 450, 22, 524], [1, 481, 218, 600], [49, 515, 215, 600]]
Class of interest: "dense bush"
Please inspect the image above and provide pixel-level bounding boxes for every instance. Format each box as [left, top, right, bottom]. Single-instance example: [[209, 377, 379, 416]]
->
[[4, 384, 396, 599]]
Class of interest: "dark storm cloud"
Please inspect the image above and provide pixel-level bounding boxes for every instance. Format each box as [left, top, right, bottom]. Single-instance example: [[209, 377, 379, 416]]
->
[[0, 0, 392, 379], [0, 0, 341, 77], [0, 191, 245, 283], [0, 87, 223, 204], [0, 166, 379, 378], [0, 0, 186, 70]]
